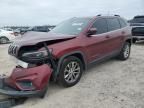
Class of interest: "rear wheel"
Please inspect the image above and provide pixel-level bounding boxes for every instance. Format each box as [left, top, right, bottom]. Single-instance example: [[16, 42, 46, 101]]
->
[[132, 39, 137, 43], [0, 37, 9, 44], [117, 42, 131, 60], [58, 56, 83, 87]]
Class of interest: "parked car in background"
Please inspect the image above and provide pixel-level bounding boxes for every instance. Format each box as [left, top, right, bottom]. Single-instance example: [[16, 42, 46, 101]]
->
[[28, 26, 53, 32], [0, 29, 16, 44], [28, 26, 50, 32], [2, 28, 13, 31], [14, 28, 29, 36], [0, 15, 132, 97], [129, 15, 144, 43], [14, 26, 56, 35]]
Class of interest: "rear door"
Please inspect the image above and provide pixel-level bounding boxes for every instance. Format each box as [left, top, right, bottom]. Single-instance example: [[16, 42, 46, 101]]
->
[[106, 18, 124, 52]]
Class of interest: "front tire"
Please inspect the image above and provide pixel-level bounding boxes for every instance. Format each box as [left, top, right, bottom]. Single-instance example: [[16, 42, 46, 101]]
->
[[0, 37, 9, 44], [118, 42, 131, 60], [58, 56, 83, 87]]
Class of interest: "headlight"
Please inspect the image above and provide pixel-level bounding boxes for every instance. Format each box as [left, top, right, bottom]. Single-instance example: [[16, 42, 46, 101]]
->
[[22, 49, 53, 58]]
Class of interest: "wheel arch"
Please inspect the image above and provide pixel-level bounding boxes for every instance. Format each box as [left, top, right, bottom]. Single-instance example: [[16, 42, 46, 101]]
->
[[125, 38, 132, 46], [55, 51, 87, 79]]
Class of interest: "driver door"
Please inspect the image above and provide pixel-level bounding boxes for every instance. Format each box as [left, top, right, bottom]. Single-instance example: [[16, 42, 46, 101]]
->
[[84, 18, 112, 63]]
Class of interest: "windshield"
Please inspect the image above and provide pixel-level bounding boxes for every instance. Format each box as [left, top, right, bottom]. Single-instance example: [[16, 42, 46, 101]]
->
[[131, 17, 144, 23], [50, 18, 92, 35]]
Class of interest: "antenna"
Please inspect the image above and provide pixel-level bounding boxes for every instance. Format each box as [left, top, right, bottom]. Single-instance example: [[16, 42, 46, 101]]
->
[[97, 14, 101, 16]]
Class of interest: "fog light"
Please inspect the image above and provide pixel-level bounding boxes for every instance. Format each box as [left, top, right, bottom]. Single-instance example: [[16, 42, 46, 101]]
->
[[17, 81, 35, 90]]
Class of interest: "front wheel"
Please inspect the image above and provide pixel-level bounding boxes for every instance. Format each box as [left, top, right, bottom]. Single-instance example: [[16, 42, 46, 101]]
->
[[58, 56, 83, 87], [117, 42, 131, 60], [0, 37, 9, 44]]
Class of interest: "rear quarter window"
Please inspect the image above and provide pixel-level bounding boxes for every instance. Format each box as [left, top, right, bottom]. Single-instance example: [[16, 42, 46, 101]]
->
[[118, 18, 127, 28], [107, 18, 121, 31]]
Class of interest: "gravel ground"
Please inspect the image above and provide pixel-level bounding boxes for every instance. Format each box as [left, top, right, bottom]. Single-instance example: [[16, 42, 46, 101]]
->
[[0, 43, 144, 108]]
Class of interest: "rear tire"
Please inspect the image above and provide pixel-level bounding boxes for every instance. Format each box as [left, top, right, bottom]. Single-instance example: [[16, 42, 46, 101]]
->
[[117, 42, 131, 60], [57, 56, 83, 87], [0, 37, 9, 44], [132, 39, 137, 43]]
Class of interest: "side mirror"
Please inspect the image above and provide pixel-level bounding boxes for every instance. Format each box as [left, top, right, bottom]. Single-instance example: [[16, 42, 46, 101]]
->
[[87, 28, 97, 36]]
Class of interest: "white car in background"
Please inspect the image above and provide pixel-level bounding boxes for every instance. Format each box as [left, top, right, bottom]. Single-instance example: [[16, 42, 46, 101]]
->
[[0, 29, 15, 44]]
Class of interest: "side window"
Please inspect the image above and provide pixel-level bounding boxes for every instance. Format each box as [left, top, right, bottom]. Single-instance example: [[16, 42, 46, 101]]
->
[[107, 18, 121, 31], [92, 18, 108, 34], [119, 18, 127, 28]]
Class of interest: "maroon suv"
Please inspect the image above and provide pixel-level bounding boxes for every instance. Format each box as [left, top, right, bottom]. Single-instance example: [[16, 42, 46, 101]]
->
[[0, 15, 132, 97]]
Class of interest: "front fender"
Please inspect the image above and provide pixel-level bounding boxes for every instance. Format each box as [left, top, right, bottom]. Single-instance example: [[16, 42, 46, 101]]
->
[[54, 51, 87, 80]]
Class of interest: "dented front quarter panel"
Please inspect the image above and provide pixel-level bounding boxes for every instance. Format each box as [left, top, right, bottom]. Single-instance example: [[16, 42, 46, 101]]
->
[[9, 32, 77, 57]]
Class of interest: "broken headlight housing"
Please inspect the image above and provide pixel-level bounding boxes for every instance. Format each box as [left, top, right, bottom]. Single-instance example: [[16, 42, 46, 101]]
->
[[21, 49, 53, 63], [22, 50, 48, 58]]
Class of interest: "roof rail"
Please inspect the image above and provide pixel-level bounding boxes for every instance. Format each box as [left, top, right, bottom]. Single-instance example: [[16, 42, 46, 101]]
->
[[97, 14, 120, 17], [97, 14, 101, 16], [114, 14, 120, 17]]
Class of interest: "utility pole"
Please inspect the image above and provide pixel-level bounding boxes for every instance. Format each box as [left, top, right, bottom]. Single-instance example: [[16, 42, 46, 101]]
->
[[141, 0, 144, 14]]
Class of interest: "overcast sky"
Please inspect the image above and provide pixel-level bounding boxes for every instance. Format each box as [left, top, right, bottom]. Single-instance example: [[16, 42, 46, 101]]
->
[[0, 0, 143, 26]]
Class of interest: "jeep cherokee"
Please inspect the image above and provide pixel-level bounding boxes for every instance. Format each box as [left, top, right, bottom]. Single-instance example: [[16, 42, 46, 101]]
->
[[0, 15, 132, 97]]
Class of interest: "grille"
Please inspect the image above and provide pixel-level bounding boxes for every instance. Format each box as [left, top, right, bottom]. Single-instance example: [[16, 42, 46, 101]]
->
[[132, 27, 144, 36], [8, 44, 18, 56]]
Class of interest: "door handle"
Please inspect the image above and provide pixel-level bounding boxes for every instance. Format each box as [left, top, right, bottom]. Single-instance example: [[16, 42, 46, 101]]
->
[[122, 31, 125, 35], [105, 35, 110, 38]]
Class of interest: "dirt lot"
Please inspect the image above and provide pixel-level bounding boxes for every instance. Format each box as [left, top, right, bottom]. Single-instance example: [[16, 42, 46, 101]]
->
[[0, 43, 144, 108]]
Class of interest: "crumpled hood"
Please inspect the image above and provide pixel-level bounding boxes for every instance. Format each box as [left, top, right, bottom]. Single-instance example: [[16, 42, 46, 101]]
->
[[14, 31, 77, 46]]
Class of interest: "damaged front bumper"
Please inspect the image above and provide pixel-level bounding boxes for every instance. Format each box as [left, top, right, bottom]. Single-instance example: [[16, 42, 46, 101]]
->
[[0, 64, 52, 97]]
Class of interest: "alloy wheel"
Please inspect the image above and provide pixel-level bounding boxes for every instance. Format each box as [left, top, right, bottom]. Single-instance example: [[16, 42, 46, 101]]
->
[[64, 61, 81, 83], [124, 44, 130, 58]]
